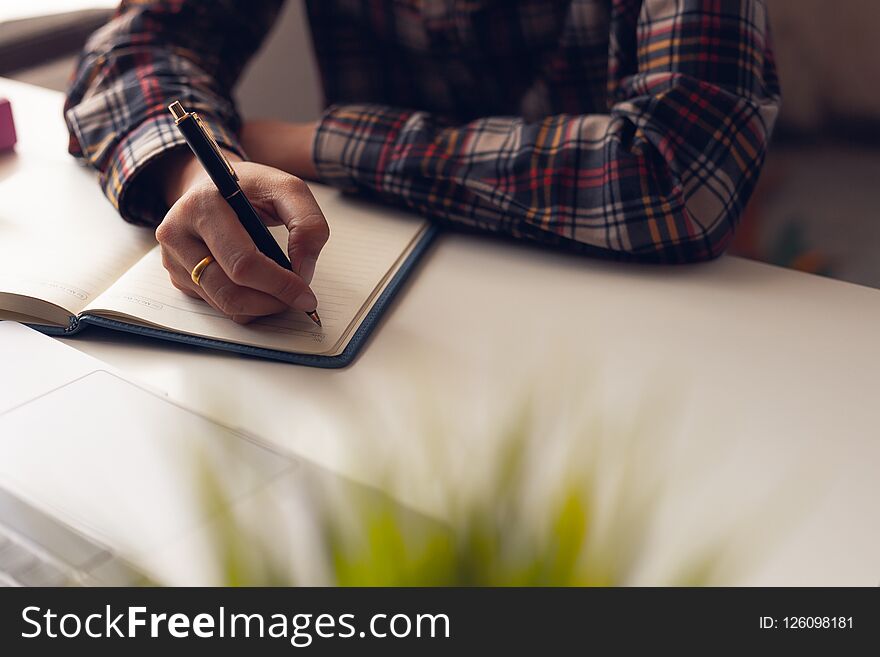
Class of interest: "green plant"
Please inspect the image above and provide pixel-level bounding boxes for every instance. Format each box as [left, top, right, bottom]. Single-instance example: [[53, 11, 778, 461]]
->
[[196, 383, 730, 587]]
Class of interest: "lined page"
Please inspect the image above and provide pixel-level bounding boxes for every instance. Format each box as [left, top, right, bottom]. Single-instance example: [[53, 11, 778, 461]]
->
[[0, 160, 156, 319], [85, 186, 428, 356]]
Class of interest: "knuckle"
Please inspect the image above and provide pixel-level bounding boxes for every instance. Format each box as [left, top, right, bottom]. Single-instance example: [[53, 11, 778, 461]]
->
[[284, 175, 308, 194], [292, 211, 330, 243], [274, 273, 304, 303], [155, 219, 176, 244], [191, 205, 213, 234], [228, 250, 260, 284], [175, 190, 203, 221], [160, 249, 174, 271], [181, 189, 217, 233], [305, 214, 331, 243]]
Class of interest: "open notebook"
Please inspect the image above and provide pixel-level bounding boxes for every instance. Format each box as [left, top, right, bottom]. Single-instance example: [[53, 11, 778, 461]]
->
[[0, 161, 434, 367]]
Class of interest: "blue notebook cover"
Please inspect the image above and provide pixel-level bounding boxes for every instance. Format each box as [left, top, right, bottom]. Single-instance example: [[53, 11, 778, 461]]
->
[[29, 226, 438, 369]]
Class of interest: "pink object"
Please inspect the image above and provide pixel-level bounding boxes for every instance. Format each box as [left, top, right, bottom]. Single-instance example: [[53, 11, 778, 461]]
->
[[0, 98, 17, 152]]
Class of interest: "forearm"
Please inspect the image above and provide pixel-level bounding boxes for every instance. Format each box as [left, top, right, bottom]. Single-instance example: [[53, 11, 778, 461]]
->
[[312, 98, 773, 263], [239, 120, 318, 182], [310, 0, 781, 263]]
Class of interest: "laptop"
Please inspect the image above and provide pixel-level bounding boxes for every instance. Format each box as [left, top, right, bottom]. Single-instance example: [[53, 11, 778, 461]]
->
[[0, 321, 404, 586]]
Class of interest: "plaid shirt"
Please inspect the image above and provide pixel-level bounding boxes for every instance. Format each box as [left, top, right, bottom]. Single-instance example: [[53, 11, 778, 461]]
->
[[65, 0, 780, 262]]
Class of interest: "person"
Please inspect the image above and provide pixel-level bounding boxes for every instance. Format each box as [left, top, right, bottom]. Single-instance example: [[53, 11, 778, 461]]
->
[[65, 0, 780, 324]]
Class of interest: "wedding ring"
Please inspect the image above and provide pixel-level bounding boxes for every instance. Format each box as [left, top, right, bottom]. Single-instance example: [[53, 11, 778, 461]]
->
[[190, 255, 215, 287]]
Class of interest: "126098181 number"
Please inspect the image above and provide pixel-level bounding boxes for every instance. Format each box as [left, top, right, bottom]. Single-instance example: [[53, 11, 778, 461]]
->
[[783, 617, 853, 629]]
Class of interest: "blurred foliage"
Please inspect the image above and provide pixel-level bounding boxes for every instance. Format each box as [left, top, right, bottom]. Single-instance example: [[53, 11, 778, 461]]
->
[[196, 390, 728, 587]]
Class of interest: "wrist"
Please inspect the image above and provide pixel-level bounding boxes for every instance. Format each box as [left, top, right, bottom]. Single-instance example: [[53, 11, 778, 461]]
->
[[240, 120, 317, 180], [291, 121, 318, 180], [161, 146, 243, 206]]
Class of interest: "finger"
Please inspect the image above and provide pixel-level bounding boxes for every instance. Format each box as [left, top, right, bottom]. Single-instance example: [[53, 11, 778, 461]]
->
[[170, 277, 203, 301], [161, 246, 205, 301], [164, 235, 289, 320], [163, 247, 261, 322], [195, 253, 289, 321], [167, 260, 236, 319], [273, 178, 330, 285], [241, 174, 329, 285], [168, 266, 259, 324], [162, 247, 224, 312], [190, 200, 319, 312], [157, 212, 216, 306]]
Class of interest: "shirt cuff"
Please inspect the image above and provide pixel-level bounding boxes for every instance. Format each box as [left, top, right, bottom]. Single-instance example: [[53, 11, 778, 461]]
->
[[67, 110, 244, 226], [312, 103, 415, 195]]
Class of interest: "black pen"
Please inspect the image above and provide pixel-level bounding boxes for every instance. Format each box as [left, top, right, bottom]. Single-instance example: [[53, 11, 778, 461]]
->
[[167, 100, 321, 327]]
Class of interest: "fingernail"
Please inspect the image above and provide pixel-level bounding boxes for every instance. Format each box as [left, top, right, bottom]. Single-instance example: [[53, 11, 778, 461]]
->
[[293, 289, 318, 311], [299, 257, 318, 285]]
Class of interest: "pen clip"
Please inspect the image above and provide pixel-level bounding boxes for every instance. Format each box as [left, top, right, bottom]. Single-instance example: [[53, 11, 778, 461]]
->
[[192, 112, 239, 181]]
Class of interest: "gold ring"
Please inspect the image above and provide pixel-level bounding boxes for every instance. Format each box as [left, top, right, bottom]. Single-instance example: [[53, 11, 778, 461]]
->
[[190, 255, 215, 287]]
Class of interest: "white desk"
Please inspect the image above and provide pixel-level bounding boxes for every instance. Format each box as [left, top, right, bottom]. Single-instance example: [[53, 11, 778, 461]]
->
[[3, 78, 879, 585]]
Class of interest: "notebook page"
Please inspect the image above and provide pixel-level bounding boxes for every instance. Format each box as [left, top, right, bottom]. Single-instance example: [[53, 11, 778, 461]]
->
[[85, 186, 428, 356], [0, 160, 156, 320]]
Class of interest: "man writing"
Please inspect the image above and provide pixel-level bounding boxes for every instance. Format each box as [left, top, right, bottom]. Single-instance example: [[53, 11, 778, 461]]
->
[[65, 0, 780, 324]]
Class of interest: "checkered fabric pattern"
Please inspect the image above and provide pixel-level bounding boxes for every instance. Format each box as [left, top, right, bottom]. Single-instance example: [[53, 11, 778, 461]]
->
[[65, 0, 780, 262]]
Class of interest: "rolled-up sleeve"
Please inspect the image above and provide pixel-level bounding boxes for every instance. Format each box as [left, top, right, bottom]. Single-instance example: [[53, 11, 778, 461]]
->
[[313, 0, 781, 263], [64, 0, 283, 226]]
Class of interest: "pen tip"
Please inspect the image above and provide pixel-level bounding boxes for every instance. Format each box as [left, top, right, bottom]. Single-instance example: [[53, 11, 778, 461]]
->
[[308, 311, 322, 327]]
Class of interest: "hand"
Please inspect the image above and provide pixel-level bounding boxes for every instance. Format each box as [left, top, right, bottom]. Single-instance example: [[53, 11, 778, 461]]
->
[[239, 120, 318, 180], [155, 157, 329, 324]]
